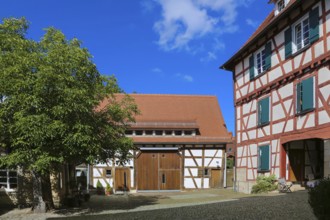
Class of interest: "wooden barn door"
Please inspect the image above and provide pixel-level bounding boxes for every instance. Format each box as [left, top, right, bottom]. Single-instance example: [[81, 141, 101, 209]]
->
[[137, 151, 181, 190], [210, 169, 222, 188], [115, 168, 131, 191], [289, 149, 305, 182]]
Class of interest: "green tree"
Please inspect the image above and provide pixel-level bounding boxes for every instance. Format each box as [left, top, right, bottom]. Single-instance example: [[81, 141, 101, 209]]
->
[[0, 18, 138, 212]]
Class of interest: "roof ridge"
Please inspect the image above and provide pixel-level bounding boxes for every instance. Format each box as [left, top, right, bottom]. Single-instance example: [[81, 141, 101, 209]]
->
[[121, 93, 217, 98]]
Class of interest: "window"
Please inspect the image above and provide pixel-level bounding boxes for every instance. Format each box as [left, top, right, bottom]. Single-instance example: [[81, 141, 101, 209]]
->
[[294, 17, 310, 52], [258, 146, 270, 172], [165, 130, 172, 135], [184, 130, 193, 136], [162, 174, 166, 184], [135, 130, 143, 136], [125, 130, 133, 135], [174, 130, 182, 136], [256, 49, 266, 75], [0, 169, 17, 190], [105, 169, 112, 176], [285, 7, 319, 58], [155, 130, 163, 136], [258, 97, 270, 126], [277, 0, 285, 12], [249, 42, 272, 80], [296, 77, 314, 114], [204, 168, 210, 176], [145, 130, 153, 135]]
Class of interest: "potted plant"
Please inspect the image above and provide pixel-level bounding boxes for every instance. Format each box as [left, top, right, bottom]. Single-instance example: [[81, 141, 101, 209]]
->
[[105, 183, 112, 196], [96, 180, 104, 195]]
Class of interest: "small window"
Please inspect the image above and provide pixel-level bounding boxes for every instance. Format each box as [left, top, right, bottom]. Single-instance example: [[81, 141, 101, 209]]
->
[[249, 42, 271, 80], [145, 130, 153, 135], [174, 130, 182, 136], [155, 130, 163, 136], [204, 168, 210, 176], [135, 130, 143, 136], [258, 146, 270, 172], [106, 169, 112, 176], [258, 97, 270, 126], [125, 130, 133, 135], [184, 130, 192, 136], [296, 77, 314, 114], [162, 174, 166, 184], [165, 130, 172, 135], [0, 169, 17, 189], [277, 0, 285, 12]]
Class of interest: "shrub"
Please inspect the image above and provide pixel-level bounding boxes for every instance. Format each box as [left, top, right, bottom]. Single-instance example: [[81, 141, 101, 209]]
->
[[308, 177, 330, 220], [96, 180, 104, 195], [251, 174, 277, 194]]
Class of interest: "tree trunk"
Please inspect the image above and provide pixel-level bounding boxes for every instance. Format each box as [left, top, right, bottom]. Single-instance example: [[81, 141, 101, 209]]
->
[[31, 170, 46, 213], [42, 173, 54, 210]]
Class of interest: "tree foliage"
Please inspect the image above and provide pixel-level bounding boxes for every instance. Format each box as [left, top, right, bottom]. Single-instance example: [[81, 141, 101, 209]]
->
[[0, 17, 138, 179]]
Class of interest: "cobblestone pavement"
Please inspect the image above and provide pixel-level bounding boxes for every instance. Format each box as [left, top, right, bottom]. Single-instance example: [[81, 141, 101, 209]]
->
[[0, 189, 316, 220]]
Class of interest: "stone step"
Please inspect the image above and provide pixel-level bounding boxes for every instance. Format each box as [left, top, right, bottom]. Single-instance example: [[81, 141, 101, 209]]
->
[[291, 184, 306, 191]]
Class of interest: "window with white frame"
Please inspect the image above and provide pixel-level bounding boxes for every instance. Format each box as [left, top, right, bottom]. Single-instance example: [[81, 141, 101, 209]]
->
[[0, 169, 18, 190], [277, 0, 285, 12], [255, 48, 266, 75], [294, 16, 310, 52]]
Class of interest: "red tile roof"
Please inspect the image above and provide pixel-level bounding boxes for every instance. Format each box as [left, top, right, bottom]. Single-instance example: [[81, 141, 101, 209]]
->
[[99, 94, 233, 144]]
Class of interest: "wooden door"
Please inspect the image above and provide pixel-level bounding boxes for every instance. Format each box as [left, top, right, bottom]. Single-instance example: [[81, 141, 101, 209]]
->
[[137, 151, 181, 190], [210, 169, 221, 188], [289, 149, 305, 182], [159, 152, 181, 190], [115, 168, 130, 191], [137, 152, 158, 190]]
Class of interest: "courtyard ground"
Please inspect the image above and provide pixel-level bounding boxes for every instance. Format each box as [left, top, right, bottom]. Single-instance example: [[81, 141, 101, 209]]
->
[[0, 189, 316, 220]]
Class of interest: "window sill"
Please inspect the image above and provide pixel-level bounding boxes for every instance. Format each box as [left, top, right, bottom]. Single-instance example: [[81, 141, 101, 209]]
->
[[257, 170, 270, 173], [257, 122, 270, 128], [287, 44, 311, 59], [251, 70, 268, 81], [296, 108, 315, 117]]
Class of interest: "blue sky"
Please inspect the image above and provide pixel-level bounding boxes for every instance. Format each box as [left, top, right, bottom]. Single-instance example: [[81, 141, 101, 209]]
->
[[1, 0, 274, 134]]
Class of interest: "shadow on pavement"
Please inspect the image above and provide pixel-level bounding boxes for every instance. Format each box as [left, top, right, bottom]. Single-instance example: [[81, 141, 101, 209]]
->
[[0, 190, 16, 216], [50, 194, 166, 218]]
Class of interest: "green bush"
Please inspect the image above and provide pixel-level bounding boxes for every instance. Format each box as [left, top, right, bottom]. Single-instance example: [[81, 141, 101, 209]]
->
[[96, 180, 103, 189], [251, 174, 277, 194], [308, 178, 330, 220]]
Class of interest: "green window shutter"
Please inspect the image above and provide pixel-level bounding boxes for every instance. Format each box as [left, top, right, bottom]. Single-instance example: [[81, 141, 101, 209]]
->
[[249, 54, 255, 80], [302, 77, 314, 111], [264, 41, 272, 71], [296, 82, 302, 113], [259, 146, 270, 171], [284, 27, 292, 59], [309, 7, 319, 44], [258, 97, 269, 125]]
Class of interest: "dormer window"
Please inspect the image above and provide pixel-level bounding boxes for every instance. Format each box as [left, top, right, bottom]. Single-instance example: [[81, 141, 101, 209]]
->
[[274, 0, 289, 16], [277, 0, 285, 12]]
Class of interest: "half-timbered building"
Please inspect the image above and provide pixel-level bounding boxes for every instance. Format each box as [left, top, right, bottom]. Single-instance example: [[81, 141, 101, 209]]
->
[[221, 0, 330, 193], [90, 94, 233, 192]]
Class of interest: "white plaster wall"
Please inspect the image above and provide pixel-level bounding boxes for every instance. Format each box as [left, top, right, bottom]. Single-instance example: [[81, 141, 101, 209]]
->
[[184, 178, 196, 188], [204, 178, 210, 188], [241, 158, 247, 167], [236, 90, 241, 99], [194, 178, 202, 188], [284, 99, 293, 116], [237, 106, 241, 120], [93, 168, 102, 177], [257, 128, 264, 138], [236, 73, 244, 87], [328, 36, 330, 52], [268, 66, 281, 82], [297, 115, 306, 130], [278, 46, 285, 61], [294, 53, 303, 69], [244, 71, 250, 85], [248, 81, 255, 93], [278, 83, 293, 99], [318, 67, 330, 85], [248, 130, 256, 139], [235, 62, 243, 75], [319, 110, 330, 125], [274, 31, 284, 46], [274, 168, 280, 178], [271, 140, 279, 153], [260, 74, 268, 86], [283, 60, 292, 74], [319, 98, 323, 108], [184, 168, 198, 176], [204, 150, 216, 157], [249, 144, 258, 155], [237, 132, 241, 143], [190, 149, 203, 157], [247, 113, 257, 129], [272, 91, 279, 103], [314, 40, 324, 58], [237, 119, 241, 131], [237, 146, 244, 157], [264, 125, 270, 136], [256, 79, 261, 89], [326, 0, 330, 12], [185, 159, 197, 167], [320, 84, 330, 101], [243, 101, 252, 115], [305, 114, 315, 128], [303, 48, 312, 64], [248, 169, 254, 179], [284, 119, 294, 132], [241, 85, 249, 97], [273, 104, 285, 121], [273, 121, 285, 134]]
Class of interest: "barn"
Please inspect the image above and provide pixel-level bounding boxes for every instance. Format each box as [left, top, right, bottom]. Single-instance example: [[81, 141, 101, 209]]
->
[[90, 94, 234, 191]]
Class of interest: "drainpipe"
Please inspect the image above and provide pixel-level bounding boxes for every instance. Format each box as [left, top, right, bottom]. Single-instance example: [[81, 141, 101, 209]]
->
[[224, 152, 227, 188]]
